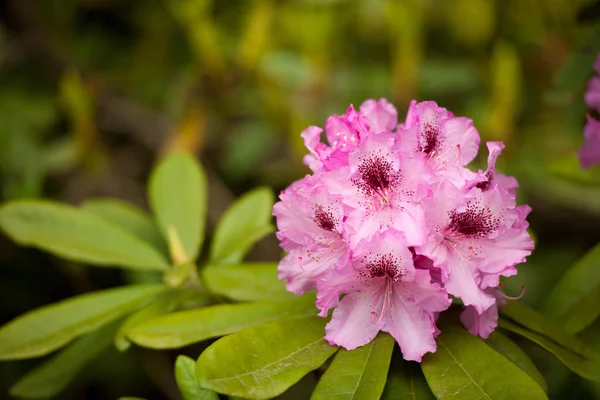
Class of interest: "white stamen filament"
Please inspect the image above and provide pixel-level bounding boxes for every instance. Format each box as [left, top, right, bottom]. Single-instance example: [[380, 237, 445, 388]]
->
[[372, 278, 394, 325]]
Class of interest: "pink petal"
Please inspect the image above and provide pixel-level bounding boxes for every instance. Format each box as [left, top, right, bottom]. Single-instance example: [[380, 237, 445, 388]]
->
[[444, 257, 495, 314], [360, 98, 398, 133], [579, 115, 600, 169], [315, 264, 358, 316], [348, 131, 399, 175], [389, 203, 429, 247], [383, 270, 450, 361], [441, 117, 480, 166], [301, 126, 328, 172], [278, 242, 348, 295], [324, 290, 382, 350], [325, 105, 369, 151], [476, 227, 533, 276], [351, 230, 416, 282], [460, 303, 498, 339], [586, 76, 600, 113]]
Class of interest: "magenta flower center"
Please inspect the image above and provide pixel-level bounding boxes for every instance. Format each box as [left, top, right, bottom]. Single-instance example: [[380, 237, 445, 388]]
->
[[353, 153, 399, 199], [313, 204, 337, 232], [447, 202, 499, 238], [421, 122, 440, 155], [362, 253, 402, 281]]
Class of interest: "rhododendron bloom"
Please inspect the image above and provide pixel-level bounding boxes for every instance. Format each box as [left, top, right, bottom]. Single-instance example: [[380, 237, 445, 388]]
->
[[273, 98, 533, 361], [318, 231, 449, 361], [579, 115, 600, 169], [585, 54, 600, 114], [579, 53, 600, 168]]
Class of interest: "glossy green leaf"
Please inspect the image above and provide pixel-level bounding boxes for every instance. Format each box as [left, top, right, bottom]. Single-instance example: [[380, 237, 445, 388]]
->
[[196, 316, 338, 399], [9, 321, 119, 399], [421, 318, 548, 399], [0, 284, 164, 360], [499, 319, 599, 382], [500, 301, 595, 357], [485, 331, 548, 392], [202, 263, 293, 301], [310, 333, 394, 400], [209, 187, 274, 264], [115, 290, 190, 351], [544, 242, 600, 334], [175, 355, 219, 400], [149, 152, 207, 263], [128, 296, 315, 349], [81, 198, 168, 255], [0, 201, 169, 270], [381, 357, 434, 400]]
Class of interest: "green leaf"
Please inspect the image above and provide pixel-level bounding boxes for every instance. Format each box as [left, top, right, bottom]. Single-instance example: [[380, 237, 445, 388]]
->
[[381, 357, 434, 400], [115, 290, 191, 351], [128, 296, 315, 349], [499, 318, 599, 382], [0, 201, 169, 270], [202, 263, 293, 301], [209, 187, 274, 264], [544, 242, 600, 334], [81, 198, 168, 256], [485, 331, 548, 392], [175, 355, 219, 400], [196, 316, 338, 399], [9, 321, 119, 399], [0, 284, 164, 360], [310, 333, 394, 400], [500, 301, 595, 357], [149, 152, 207, 263], [421, 317, 548, 399]]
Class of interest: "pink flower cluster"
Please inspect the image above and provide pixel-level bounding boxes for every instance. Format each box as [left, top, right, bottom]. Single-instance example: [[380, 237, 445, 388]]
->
[[273, 99, 534, 362], [579, 53, 600, 168]]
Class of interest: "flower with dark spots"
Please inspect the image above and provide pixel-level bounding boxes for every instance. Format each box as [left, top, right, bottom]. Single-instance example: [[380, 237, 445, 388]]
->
[[397, 100, 480, 187], [273, 173, 348, 295], [273, 98, 533, 359], [416, 180, 533, 315], [316, 231, 450, 362]]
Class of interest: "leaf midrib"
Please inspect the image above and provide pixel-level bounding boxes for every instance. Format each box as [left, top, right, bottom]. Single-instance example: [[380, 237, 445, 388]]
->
[[208, 337, 326, 384], [348, 341, 375, 399]]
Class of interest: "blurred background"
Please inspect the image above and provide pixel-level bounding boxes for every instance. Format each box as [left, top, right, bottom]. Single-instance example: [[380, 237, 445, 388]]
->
[[1, 0, 600, 398]]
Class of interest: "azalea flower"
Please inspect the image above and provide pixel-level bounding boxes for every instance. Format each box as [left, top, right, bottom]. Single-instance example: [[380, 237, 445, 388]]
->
[[317, 231, 450, 361], [579, 53, 600, 168], [579, 115, 600, 169], [585, 55, 600, 114], [273, 98, 533, 361], [272, 173, 349, 295]]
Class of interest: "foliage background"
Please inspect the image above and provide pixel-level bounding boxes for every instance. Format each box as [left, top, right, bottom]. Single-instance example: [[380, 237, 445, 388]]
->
[[0, 0, 599, 398]]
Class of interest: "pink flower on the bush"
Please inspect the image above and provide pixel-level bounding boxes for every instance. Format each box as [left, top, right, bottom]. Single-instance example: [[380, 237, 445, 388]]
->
[[273, 98, 534, 361], [579, 115, 600, 169], [585, 55, 600, 114], [579, 53, 600, 168]]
